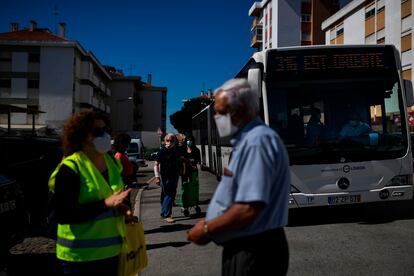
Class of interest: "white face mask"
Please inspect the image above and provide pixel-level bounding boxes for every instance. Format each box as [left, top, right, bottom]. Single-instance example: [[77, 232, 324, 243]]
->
[[93, 132, 112, 154], [214, 113, 238, 138], [165, 141, 172, 148]]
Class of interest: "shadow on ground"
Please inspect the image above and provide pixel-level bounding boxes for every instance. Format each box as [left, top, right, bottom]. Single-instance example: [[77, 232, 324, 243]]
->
[[144, 223, 193, 235], [146, 241, 190, 250]]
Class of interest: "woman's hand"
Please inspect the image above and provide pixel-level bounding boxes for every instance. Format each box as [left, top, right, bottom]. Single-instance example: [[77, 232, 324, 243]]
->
[[105, 188, 132, 208], [105, 189, 133, 220]]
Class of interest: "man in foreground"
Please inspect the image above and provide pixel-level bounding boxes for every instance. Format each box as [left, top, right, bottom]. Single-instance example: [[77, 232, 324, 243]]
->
[[187, 78, 290, 276]]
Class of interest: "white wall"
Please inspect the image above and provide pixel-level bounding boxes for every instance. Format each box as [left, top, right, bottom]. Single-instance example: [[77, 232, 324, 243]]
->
[[385, 0, 401, 50], [11, 52, 28, 72], [39, 47, 74, 128], [343, 9, 365, 44], [140, 90, 162, 130], [108, 81, 134, 133], [274, 0, 301, 47]]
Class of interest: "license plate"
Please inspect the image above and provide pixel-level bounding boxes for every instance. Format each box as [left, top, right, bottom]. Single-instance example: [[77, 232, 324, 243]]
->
[[328, 195, 361, 205], [0, 200, 16, 214]]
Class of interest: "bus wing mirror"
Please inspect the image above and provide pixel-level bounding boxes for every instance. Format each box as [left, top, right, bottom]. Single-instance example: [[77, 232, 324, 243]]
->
[[404, 79, 414, 107], [248, 68, 262, 99]]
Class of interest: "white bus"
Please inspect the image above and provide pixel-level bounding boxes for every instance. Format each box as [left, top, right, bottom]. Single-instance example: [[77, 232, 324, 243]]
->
[[193, 45, 414, 208]]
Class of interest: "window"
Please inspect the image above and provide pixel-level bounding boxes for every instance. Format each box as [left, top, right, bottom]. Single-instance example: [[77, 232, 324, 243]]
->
[[302, 32, 311, 41], [28, 53, 40, 63], [302, 14, 311, 22], [0, 79, 11, 88], [377, 37, 385, 44], [27, 79, 39, 89], [401, 0, 412, 18], [336, 27, 344, 36], [365, 8, 375, 19], [401, 33, 412, 52]]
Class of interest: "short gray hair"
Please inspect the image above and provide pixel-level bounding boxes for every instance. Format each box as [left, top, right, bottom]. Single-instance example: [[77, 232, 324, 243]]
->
[[214, 78, 259, 116]]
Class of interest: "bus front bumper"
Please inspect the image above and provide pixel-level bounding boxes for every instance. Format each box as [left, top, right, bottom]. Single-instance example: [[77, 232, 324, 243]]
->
[[289, 185, 413, 208]]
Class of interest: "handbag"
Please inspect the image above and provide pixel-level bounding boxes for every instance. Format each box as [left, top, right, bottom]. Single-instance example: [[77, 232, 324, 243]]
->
[[118, 221, 148, 276]]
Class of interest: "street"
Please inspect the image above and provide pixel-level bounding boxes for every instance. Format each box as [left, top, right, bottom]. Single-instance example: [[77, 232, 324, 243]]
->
[[137, 163, 414, 276]]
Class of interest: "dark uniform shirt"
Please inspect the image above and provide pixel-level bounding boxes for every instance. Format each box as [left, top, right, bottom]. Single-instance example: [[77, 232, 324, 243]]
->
[[156, 146, 182, 176]]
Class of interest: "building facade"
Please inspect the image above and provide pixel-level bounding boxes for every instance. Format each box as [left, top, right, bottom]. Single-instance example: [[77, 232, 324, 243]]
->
[[136, 77, 167, 149], [249, 0, 340, 50], [106, 67, 140, 135], [0, 21, 111, 131], [322, 0, 414, 80], [107, 69, 167, 149]]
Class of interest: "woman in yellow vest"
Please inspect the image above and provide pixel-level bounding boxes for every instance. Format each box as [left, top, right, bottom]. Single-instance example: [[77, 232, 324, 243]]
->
[[49, 110, 132, 275]]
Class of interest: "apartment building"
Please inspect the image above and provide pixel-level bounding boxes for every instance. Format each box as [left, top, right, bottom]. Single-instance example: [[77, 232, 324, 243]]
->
[[137, 76, 167, 148], [106, 68, 140, 135], [322, 0, 414, 80], [107, 69, 167, 148], [0, 21, 111, 131], [249, 0, 340, 50]]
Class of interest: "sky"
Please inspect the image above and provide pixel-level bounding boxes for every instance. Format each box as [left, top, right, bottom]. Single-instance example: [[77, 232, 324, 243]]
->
[[0, 0, 256, 133]]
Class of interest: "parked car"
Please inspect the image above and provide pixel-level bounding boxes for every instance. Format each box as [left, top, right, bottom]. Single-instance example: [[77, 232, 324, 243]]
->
[[0, 173, 25, 258], [126, 138, 147, 168], [0, 135, 62, 236]]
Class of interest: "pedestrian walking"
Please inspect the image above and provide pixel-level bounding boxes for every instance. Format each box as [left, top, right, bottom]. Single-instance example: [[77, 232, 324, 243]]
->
[[48, 110, 133, 275], [187, 78, 290, 276], [154, 133, 183, 223], [179, 135, 201, 217], [113, 132, 137, 187]]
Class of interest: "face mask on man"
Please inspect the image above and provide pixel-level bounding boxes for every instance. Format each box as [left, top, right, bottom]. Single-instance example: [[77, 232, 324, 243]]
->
[[93, 132, 112, 154], [165, 138, 175, 149], [214, 113, 238, 138]]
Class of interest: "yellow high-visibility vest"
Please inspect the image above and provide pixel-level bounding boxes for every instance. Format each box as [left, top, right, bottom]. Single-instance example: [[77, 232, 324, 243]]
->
[[49, 151, 126, 262]]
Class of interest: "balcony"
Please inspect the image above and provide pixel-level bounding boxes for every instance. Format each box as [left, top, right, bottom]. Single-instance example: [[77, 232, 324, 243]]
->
[[80, 61, 93, 80], [250, 24, 263, 49], [251, 17, 260, 30], [99, 81, 106, 93], [249, 2, 263, 17], [79, 85, 93, 106]]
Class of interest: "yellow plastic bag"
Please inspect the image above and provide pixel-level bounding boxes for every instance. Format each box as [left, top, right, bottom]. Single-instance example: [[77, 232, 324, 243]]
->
[[118, 222, 148, 276]]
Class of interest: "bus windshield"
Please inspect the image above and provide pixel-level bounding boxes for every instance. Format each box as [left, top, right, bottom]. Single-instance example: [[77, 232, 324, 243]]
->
[[266, 46, 408, 165]]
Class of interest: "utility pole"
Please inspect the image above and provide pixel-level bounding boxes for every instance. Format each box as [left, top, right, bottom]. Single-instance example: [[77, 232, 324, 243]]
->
[[53, 5, 59, 34]]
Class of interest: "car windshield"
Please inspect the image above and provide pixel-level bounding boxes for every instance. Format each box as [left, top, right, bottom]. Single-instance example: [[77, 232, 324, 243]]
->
[[267, 77, 408, 165], [126, 142, 139, 154]]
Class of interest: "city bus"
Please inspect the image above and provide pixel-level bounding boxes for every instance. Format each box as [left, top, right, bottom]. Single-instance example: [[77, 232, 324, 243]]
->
[[193, 44, 414, 208]]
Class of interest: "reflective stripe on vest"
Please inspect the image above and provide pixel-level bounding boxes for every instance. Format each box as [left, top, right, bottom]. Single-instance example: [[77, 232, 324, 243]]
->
[[57, 236, 123, 248]]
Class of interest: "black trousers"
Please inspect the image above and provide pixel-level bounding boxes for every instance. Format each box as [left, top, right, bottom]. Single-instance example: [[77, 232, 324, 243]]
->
[[222, 228, 289, 276]]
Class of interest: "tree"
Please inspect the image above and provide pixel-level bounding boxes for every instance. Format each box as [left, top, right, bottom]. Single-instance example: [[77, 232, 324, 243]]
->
[[170, 96, 213, 134]]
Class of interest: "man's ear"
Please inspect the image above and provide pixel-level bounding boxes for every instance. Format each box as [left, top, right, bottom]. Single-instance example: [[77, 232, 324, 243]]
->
[[231, 107, 246, 126]]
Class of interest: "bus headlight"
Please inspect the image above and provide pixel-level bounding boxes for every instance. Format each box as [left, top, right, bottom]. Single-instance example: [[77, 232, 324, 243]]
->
[[386, 175, 413, 187], [290, 185, 300, 193]]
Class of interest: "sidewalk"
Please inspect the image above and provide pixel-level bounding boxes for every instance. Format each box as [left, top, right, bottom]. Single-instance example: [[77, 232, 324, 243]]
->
[[135, 164, 222, 276]]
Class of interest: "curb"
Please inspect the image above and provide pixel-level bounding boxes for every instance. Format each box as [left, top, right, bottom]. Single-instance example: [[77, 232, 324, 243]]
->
[[133, 177, 155, 222]]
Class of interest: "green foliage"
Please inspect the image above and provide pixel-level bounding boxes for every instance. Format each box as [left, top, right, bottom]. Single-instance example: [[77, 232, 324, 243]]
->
[[170, 96, 213, 134]]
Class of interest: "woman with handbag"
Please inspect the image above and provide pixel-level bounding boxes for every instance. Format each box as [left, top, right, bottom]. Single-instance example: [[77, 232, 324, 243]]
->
[[48, 110, 133, 275]]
